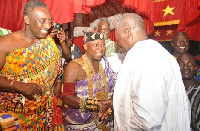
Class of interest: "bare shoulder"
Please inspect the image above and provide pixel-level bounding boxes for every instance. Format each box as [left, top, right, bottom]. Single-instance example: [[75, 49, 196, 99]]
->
[[66, 60, 82, 72], [0, 31, 22, 53], [64, 57, 86, 82]]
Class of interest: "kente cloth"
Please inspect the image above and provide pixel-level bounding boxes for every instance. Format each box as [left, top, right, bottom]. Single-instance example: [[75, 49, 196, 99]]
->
[[187, 83, 200, 131], [105, 39, 125, 73], [62, 56, 116, 130], [104, 39, 119, 58], [0, 27, 11, 36], [0, 112, 20, 131], [0, 35, 62, 130], [114, 39, 191, 131]]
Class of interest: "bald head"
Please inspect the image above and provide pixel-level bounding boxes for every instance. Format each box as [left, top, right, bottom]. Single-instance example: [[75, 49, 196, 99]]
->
[[116, 13, 146, 33], [171, 31, 189, 57], [172, 32, 189, 43], [115, 13, 148, 54], [177, 53, 195, 63]]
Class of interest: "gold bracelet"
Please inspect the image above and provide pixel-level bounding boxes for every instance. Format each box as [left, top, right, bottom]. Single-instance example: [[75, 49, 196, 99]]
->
[[57, 79, 62, 83], [85, 98, 99, 111], [57, 98, 63, 106], [10, 80, 15, 89]]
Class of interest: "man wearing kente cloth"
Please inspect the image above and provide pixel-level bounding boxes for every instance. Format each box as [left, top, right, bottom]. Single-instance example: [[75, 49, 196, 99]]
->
[[60, 31, 116, 130], [0, 0, 63, 130]]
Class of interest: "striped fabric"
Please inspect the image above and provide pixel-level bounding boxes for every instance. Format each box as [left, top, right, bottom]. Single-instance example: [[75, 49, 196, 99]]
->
[[187, 83, 200, 131], [0, 112, 21, 131]]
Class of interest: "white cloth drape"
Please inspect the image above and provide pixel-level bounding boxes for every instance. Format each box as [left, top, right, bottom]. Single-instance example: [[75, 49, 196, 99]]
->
[[113, 39, 191, 131]]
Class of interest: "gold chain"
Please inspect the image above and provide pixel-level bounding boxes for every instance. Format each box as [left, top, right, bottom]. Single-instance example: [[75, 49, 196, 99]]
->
[[82, 54, 109, 130]]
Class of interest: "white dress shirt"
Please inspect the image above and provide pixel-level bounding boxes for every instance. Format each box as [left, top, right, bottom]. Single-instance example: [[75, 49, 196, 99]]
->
[[114, 39, 191, 131]]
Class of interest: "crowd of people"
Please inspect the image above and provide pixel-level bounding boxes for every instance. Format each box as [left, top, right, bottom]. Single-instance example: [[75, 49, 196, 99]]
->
[[0, 0, 199, 131]]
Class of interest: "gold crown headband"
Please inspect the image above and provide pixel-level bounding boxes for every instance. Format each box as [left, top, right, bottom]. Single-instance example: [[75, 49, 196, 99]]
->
[[83, 32, 105, 43]]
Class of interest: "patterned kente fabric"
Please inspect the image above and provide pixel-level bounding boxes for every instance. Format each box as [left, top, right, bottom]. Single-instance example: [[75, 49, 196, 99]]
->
[[62, 56, 116, 130], [0, 35, 62, 130], [105, 39, 119, 57]]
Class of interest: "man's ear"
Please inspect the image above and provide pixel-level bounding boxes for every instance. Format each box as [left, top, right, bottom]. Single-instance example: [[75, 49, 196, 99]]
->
[[24, 15, 30, 25], [125, 28, 131, 38], [83, 44, 87, 51]]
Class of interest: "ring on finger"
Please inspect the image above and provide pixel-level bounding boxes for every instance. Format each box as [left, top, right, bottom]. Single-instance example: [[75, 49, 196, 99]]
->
[[33, 94, 37, 99]]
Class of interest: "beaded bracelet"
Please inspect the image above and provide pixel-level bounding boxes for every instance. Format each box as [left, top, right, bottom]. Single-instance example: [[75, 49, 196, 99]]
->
[[79, 97, 101, 112], [85, 98, 100, 112]]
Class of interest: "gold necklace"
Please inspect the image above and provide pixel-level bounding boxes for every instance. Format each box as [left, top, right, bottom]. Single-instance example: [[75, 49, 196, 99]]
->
[[82, 54, 109, 130]]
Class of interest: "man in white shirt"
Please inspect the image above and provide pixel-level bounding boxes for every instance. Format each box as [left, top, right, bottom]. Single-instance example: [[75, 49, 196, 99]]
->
[[113, 13, 191, 131]]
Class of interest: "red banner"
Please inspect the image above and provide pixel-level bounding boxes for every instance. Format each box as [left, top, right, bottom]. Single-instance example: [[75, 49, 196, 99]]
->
[[152, 0, 200, 41], [120, 0, 154, 35], [153, 25, 178, 41], [153, 0, 184, 26]]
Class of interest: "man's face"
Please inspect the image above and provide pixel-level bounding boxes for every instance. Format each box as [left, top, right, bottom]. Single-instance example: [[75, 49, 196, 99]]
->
[[172, 34, 189, 54], [177, 54, 196, 80], [115, 29, 128, 54], [98, 21, 110, 39], [85, 39, 106, 61], [28, 7, 52, 39]]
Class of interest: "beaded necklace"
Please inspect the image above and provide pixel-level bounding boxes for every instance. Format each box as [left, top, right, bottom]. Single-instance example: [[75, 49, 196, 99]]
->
[[82, 54, 109, 130]]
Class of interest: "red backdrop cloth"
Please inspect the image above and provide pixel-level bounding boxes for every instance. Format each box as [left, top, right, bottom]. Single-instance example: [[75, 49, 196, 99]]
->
[[178, 0, 200, 41], [44, 0, 106, 24], [152, 0, 200, 41], [0, 0, 105, 32], [120, 0, 154, 35], [0, 0, 28, 32], [0, 0, 199, 41]]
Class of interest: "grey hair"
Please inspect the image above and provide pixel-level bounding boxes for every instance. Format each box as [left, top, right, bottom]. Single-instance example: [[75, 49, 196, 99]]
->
[[91, 17, 110, 31], [24, 0, 48, 15], [115, 13, 145, 32]]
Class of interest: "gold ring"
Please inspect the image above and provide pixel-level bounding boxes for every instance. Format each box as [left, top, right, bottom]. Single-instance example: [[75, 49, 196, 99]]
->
[[107, 108, 112, 115], [33, 94, 37, 99]]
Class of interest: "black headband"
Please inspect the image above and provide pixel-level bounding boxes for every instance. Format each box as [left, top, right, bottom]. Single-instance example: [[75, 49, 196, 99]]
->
[[83, 32, 105, 43]]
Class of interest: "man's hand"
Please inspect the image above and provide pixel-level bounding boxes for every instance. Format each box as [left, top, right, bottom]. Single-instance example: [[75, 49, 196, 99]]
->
[[13, 82, 43, 100], [98, 99, 113, 120], [49, 29, 59, 38], [57, 28, 66, 44]]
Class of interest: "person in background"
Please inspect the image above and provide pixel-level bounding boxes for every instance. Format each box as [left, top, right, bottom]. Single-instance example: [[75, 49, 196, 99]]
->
[[0, 0, 62, 130], [49, 23, 71, 64], [171, 31, 189, 59], [113, 13, 191, 131], [93, 18, 125, 73], [171, 32, 200, 82], [177, 53, 200, 131], [65, 29, 82, 61], [60, 31, 116, 130]]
